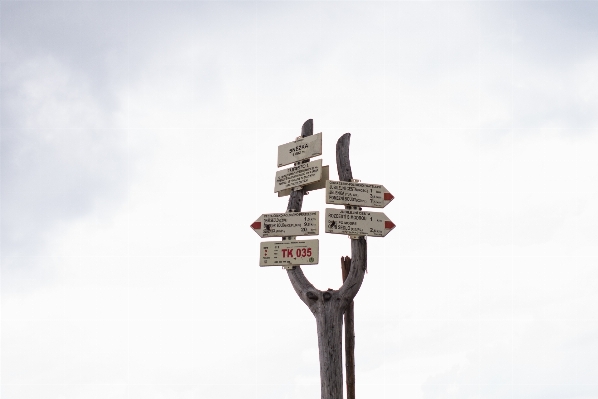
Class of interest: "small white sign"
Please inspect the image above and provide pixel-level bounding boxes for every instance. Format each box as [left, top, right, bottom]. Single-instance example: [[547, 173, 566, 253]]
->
[[278, 166, 329, 197], [277, 133, 323, 167], [326, 180, 394, 208], [250, 211, 319, 238], [274, 159, 322, 193], [325, 208, 395, 237], [260, 239, 319, 267]]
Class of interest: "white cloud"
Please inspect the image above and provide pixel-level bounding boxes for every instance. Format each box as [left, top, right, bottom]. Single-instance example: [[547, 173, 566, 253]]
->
[[2, 2, 598, 399]]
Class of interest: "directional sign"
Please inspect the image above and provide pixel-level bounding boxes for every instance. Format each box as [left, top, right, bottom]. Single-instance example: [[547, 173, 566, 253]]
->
[[278, 166, 329, 197], [325, 208, 395, 237], [250, 211, 319, 238], [277, 133, 323, 167], [274, 159, 322, 193], [326, 180, 394, 208], [260, 239, 319, 267]]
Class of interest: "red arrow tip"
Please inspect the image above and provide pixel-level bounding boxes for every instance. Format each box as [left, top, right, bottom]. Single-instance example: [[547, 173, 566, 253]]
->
[[384, 192, 394, 201], [385, 221, 395, 229], [251, 222, 261, 230]]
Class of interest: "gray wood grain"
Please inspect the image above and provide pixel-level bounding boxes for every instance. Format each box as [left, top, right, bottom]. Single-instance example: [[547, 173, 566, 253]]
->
[[286, 127, 367, 399], [338, 132, 357, 399], [341, 257, 356, 399], [336, 133, 353, 182]]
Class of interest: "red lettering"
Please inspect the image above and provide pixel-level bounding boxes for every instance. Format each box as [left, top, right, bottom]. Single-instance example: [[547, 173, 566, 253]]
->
[[307, 248, 312, 257]]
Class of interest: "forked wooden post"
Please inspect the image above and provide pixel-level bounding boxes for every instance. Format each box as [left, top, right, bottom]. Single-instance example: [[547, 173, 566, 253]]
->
[[286, 123, 366, 399]]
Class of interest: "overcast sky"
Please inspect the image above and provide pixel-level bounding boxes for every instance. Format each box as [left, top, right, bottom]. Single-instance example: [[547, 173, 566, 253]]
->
[[2, 1, 598, 398]]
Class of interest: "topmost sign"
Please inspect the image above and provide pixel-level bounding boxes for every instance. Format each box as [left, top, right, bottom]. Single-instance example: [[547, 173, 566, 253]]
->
[[277, 133, 322, 167]]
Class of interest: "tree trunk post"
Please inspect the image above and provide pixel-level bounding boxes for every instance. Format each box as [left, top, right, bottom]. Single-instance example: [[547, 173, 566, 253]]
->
[[341, 256, 356, 399], [285, 127, 366, 399]]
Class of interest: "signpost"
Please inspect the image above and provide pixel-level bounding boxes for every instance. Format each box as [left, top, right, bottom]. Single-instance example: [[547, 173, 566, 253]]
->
[[250, 211, 319, 238], [259, 239, 319, 266], [277, 132, 323, 167], [251, 119, 395, 399], [326, 180, 394, 208], [274, 159, 323, 193], [325, 208, 395, 237]]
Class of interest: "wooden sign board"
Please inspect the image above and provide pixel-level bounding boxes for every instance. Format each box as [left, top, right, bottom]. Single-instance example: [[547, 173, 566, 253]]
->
[[326, 180, 394, 208], [277, 133, 323, 167], [325, 208, 395, 237], [274, 159, 322, 193], [278, 166, 329, 197], [260, 239, 319, 266], [250, 211, 319, 238]]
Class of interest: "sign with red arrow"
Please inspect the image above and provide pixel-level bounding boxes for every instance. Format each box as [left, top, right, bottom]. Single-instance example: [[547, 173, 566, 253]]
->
[[250, 211, 319, 238], [326, 180, 394, 208], [325, 208, 395, 237]]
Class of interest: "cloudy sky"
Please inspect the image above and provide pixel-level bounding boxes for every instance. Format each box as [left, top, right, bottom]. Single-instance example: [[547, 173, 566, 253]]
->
[[2, 1, 598, 398]]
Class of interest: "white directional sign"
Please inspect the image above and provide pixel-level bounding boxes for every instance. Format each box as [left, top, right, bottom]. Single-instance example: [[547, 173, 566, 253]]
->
[[278, 166, 329, 197], [274, 159, 322, 193], [260, 239, 319, 267], [326, 180, 394, 208], [277, 133, 323, 167], [250, 211, 319, 238], [325, 208, 395, 237]]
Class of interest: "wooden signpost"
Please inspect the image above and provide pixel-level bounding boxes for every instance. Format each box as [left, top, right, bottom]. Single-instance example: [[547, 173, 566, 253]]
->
[[251, 119, 394, 399]]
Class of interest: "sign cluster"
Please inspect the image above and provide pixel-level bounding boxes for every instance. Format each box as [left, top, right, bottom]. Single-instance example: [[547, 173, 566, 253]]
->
[[325, 180, 395, 238], [251, 131, 395, 268], [251, 133, 326, 267]]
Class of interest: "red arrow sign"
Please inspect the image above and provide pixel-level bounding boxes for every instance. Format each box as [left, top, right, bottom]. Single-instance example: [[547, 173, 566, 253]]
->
[[250, 211, 319, 238], [326, 180, 394, 208]]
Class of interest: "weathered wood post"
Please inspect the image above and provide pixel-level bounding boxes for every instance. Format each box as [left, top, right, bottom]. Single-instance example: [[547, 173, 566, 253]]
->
[[252, 119, 394, 399], [341, 256, 355, 399], [286, 127, 367, 399]]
